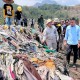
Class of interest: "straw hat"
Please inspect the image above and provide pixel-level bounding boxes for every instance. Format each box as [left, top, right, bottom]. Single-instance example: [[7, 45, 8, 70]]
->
[[46, 19, 52, 24]]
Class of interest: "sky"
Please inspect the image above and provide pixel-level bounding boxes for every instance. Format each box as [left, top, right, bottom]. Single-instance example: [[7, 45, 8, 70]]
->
[[14, 0, 42, 6], [56, 0, 80, 6], [14, 0, 80, 6]]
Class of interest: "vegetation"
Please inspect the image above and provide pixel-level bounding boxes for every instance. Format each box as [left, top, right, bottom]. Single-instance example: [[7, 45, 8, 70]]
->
[[0, 4, 80, 24]]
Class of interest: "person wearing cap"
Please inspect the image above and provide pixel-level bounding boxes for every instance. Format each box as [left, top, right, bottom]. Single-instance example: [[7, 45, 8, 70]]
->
[[42, 19, 59, 50], [15, 6, 22, 25], [64, 18, 80, 68], [54, 18, 62, 39], [3, 0, 14, 27], [53, 18, 62, 51]]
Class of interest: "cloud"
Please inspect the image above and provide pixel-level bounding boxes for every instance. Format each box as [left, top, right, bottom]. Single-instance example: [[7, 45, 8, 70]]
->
[[14, 0, 80, 6], [14, 0, 41, 6], [54, 0, 80, 6]]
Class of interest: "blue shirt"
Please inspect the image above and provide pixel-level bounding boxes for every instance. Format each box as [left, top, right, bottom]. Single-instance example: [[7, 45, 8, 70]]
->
[[64, 25, 80, 45]]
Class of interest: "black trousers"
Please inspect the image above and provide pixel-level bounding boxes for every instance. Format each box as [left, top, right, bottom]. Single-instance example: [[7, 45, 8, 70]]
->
[[66, 45, 78, 64], [78, 48, 80, 58]]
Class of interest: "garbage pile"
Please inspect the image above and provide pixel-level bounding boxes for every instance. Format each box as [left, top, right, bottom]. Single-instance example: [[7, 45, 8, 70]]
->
[[0, 25, 74, 80]]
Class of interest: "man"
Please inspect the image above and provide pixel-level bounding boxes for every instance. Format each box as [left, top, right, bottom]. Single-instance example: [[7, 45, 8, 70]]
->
[[53, 18, 62, 51], [61, 20, 65, 28], [54, 18, 62, 39], [23, 17, 28, 27], [42, 19, 59, 50], [61, 20, 65, 35], [3, 2, 14, 27], [63, 20, 70, 37], [15, 6, 22, 25], [38, 15, 44, 32], [64, 18, 80, 67], [31, 19, 35, 28]]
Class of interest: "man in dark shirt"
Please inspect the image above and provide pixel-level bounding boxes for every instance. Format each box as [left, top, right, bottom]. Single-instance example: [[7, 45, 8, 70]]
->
[[38, 15, 44, 32], [63, 20, 70, 37], [53, 18, 62, 51], [3, 3, 14, 26], [31, 19, 34, 28], [15, 6, 22, 25]]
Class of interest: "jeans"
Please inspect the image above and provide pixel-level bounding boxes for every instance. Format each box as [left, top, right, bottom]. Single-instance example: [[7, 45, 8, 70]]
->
[[66, 44, 78, 64], [17, 19, 22, 25], [5, 17, 12, 26], [15, 19, 22, 25]]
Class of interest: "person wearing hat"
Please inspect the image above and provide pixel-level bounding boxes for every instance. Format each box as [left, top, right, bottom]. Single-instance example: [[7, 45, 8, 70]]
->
[[15, 6, 22, 25], [42, 19, 59, 50], [53, 18, 62, 51], [3, 0, 14, 27], [54, 18, 62, 39]]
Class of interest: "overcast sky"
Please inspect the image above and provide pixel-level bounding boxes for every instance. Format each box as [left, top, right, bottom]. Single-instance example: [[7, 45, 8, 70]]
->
[[14, 0, 80, 6], [14, 0, 41, 6]]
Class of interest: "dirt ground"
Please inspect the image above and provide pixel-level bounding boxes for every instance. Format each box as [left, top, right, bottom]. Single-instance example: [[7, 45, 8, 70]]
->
[[59, 50, 80, 80], [69, 57, 80, 80]]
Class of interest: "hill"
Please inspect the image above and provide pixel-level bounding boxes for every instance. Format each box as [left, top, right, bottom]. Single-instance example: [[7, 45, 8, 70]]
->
[[0, 3, 80, 24], [23, 4, 80, 20], [34, 0, 57, 7]]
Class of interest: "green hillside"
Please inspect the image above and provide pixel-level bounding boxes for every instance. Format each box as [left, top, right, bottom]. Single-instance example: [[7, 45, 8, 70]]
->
[[22, 4, 68, 19], [0, 4, 80, 24]]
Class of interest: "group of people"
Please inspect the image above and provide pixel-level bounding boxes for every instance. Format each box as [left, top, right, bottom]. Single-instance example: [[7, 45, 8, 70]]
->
[[3, 2, 28, 27], [2, 1, 80, 68], [41, 17, 80, 68]]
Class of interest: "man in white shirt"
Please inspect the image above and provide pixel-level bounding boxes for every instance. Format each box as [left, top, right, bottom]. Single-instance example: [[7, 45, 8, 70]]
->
[[42, 19, 59, 50]]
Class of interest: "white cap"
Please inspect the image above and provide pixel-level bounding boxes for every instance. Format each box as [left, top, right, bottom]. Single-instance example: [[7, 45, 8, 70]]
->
[[54, 18, 60, 22]]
